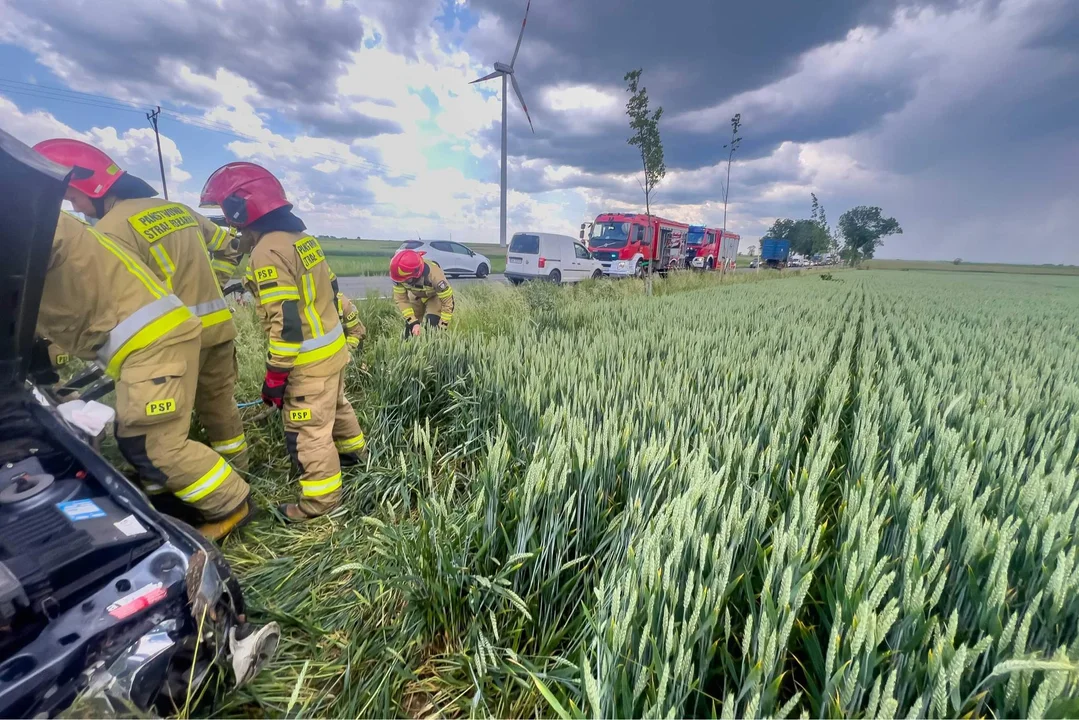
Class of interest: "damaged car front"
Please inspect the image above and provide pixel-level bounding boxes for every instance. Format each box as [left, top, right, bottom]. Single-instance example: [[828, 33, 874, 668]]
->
[[0, 127, 278, 717]]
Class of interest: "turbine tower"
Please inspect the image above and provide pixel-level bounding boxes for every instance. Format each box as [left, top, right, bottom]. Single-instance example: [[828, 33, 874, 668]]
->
[[470, 0, 535, 247]]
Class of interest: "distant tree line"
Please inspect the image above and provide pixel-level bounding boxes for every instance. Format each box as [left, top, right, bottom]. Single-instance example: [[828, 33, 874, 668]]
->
[[766, 196, 901, 265]]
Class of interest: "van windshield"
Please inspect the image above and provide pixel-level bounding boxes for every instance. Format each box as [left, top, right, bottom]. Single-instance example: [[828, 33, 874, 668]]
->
[[509, 233, 540, 254]]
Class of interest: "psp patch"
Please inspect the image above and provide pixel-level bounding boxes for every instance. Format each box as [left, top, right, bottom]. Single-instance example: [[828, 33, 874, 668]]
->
[[289, 408, 312, 422], [435, 281, 448, 292], [146, 399, 176, 416], [128, 203, 197, 243], [254, 266, 278, 282]]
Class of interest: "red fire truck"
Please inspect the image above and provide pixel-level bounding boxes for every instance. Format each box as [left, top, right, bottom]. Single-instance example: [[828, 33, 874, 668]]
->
[[585, 213, 691, 278], [685, 226, 741, 270]]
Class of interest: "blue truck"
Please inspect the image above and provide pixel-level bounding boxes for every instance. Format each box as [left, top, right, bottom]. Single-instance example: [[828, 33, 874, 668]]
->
[[760, 237, 791, 269]]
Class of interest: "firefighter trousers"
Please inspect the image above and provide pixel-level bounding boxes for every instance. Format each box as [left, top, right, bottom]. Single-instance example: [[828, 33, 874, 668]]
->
[[282, 369, 365, 516], [406, 298, 444, 326], [115, 332, 251, 521], [194, 339, 248, 471]]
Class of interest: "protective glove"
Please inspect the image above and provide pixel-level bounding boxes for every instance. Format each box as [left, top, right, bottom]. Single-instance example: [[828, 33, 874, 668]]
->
[[261, 368, 290, 408], [404, 320, 421, 339]]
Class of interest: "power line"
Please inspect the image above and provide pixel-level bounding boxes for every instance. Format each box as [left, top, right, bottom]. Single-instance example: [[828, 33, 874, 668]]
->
[[0, 76, 414, 180]]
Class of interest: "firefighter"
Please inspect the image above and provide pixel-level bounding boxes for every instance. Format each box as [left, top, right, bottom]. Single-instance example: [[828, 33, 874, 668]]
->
[[199, 162, 365, 522], [35, 211, 253, 539], [389, 249, 454, 337], [34, 139, 250, 471]]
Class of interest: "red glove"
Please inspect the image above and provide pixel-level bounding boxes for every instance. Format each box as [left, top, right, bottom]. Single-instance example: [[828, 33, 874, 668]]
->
[[261, 368, 290, 408]]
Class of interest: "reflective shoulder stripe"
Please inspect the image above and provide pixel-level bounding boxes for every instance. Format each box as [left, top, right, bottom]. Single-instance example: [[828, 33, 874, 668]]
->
[[301, 274, 324, 337], [90, 229, 167, 299], [436, 287, 453, 299], [207, 225, 231, 251], [392, 285, 407, 295], [97, 298, 193, 378]]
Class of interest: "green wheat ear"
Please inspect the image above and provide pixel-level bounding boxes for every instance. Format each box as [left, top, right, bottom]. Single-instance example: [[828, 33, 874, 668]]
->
[[195, 270, 1079, 719]]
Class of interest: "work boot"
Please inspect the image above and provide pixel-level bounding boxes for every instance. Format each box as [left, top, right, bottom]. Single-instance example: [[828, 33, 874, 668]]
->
[[197, 496, 257, 541], [338, 447, 369, 467], [278, 501, 340, 524]]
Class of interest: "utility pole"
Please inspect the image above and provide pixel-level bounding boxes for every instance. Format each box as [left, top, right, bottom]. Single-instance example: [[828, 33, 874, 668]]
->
[[147, 106, 168, 200]]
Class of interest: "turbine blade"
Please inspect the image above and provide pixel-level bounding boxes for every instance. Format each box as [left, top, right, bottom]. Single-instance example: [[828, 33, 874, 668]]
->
[[510, 74, 534, 134], [470, 70, 502, 84], [510, 0, 531, 67]]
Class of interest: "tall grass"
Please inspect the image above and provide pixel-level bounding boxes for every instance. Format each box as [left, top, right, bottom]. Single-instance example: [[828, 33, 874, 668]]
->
[[206, 270, 1079, 718]]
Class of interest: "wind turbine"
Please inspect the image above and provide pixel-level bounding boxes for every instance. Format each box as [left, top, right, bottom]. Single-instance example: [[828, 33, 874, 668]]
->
[[470, 0, 535, 248]]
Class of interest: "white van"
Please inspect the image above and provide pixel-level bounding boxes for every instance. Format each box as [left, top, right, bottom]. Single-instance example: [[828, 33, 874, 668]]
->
[[506, 232, 604, 285]]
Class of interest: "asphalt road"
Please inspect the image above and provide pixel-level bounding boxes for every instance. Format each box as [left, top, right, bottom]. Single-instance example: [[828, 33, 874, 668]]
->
[[337, 274, 507, 299], [337, 267, 767, 299]]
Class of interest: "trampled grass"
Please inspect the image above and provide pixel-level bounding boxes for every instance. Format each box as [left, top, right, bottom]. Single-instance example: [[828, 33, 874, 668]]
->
[[207, 269, 1079, 718]]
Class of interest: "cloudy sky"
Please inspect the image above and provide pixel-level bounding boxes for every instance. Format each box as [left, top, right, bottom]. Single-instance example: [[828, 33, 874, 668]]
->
[[0, 0, 1075, 263]]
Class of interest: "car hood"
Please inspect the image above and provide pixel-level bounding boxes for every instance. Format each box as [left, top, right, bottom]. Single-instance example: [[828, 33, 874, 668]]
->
[[0, 128, 71, 390]]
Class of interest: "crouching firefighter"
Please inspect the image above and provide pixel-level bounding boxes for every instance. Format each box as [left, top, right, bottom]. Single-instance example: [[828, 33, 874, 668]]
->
[[34, 210, 253, 540], [200, 162, 366, 522], [34, 139, 250, 472], [389, 249, 454, 337]]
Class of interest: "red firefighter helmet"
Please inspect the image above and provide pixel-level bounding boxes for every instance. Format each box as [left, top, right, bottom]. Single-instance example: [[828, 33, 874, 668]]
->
[[390, 249, 425, 281], [200, 162, 290, 227], [33, 138, 124, 198]]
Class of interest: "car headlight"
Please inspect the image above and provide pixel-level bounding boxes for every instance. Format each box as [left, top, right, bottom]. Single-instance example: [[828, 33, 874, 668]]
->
[[615, 260, 627, 269]]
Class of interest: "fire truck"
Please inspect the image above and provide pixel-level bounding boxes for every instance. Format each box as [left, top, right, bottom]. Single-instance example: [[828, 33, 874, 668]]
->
[[585, 213, 691, 277], [685, 226, 741, 271]]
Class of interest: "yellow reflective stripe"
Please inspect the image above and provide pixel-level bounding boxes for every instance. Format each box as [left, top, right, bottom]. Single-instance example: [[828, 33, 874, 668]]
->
[[176, 457, 231, 502], [346, 336, 359, 348], [211, 434, 247, 454], [401, 308, 416, 318], [259, 286, 301, 305], [295, 329, 346, 366], [436, 288, 453, 299], [207, 225, 230, 251], [91, 229, 166, 299], [269, 340, 301, 356], [104, 305, 193, 379], [199, 307, 232, 328], [149, 244, 177, 289], [440, 313, 453, 321], [244, 268, 255, 282], [302, 274, 324, 337], [212, 258, 238, 274], [301, 472, 342, 497], [335, 434, 366, 453], [392, 285, 406, 295]]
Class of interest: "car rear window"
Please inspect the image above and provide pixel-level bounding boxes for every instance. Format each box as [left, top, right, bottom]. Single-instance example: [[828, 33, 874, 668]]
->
[[509, 234, 539, 254], [401, 241, 423, 249]]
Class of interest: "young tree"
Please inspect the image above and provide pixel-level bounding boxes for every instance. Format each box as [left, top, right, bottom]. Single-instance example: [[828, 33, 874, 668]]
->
[[838, 206, 902, 265], [721, 113, 742, 239], [624, 68, 666, 295], [810, 193, 836, 254]]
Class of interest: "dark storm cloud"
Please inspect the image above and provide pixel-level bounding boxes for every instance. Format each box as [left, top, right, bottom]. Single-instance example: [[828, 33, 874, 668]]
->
[[462, 0, 963, 179], [9, 0, 420, 141]]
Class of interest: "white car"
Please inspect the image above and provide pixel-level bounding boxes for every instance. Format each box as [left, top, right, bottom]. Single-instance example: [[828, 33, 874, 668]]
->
[[506, 232, 604, 285], [397, 240, 492, 278]]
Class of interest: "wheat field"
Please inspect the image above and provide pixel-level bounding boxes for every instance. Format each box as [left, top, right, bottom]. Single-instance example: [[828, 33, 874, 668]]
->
[[207, 270, 1079, 718]]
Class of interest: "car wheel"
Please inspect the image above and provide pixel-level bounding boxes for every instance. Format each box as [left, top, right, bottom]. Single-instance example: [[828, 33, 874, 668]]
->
[[549, 269, 562, 285], [475, 262, 489, 279], [634, 263, 645, 279], [509, 277, 523, 286], [591, 269, 602, 280], [706, 258, 715, 271]]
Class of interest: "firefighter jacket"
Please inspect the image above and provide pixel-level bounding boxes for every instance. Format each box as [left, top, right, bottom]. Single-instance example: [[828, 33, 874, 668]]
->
[[243, 232, 349, 377], [95, 199, 237, 348], [37, 213, 201, 379], [392, 260, 454, 325]]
